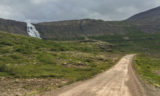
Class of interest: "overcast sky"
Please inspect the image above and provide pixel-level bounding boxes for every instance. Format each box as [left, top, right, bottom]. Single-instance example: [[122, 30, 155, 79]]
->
[[0, 0, 160, 22]]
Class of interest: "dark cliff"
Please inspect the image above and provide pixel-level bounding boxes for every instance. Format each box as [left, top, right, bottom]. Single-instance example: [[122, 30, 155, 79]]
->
[[36, 19, 132, 40], [0, 18, 27, 35]]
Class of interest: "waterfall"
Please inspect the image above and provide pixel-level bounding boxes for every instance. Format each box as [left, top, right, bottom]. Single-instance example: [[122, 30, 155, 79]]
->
[[26, 22, 41, 39]]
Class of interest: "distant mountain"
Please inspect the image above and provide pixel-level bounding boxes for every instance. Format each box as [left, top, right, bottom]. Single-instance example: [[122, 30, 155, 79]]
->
[[128, 6, 160, 24], [0, 6, 160, 40], [127, 6, 160, 33]]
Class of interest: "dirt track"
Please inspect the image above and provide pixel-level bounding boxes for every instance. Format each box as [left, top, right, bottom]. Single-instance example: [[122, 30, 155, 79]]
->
[[41, 54, 148, 96]]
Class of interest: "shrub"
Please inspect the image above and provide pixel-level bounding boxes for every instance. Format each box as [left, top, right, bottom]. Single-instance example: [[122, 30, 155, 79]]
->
[[15, 46, 32, 54]]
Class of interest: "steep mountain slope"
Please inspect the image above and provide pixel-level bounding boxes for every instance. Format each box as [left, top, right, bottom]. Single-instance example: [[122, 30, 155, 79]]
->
[[36, 20, 134, 40], [127, 6, 160, 33], [0, 18, 27, 35], [128, 6, 160, 24]]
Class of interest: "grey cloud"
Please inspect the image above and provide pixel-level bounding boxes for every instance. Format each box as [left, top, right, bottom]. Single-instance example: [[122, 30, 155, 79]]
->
[[0, 0, 159, 22]]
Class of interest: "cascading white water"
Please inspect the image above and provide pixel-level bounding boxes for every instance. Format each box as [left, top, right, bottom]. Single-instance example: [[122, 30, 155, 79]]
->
[[26, 22, 41, 39]]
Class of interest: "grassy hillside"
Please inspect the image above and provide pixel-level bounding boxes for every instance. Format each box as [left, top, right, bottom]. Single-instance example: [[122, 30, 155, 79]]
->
[[0, 31, 123, 95], [90, 32, 160, 53], [134, 54, 160, 88], [0, 31, 121, 80]]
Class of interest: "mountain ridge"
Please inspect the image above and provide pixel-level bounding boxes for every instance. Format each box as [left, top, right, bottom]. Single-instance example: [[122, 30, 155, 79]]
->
[[127, 6, 160, 23], [0, 6, 160, 40]]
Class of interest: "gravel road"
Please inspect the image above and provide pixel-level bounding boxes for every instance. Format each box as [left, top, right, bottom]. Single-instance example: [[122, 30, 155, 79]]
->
[[41, 54, 149, 96]]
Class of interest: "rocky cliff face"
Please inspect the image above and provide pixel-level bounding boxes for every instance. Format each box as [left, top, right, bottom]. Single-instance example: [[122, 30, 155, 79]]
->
[[36, 19, 132, 40], [0, 18, 27, 35]]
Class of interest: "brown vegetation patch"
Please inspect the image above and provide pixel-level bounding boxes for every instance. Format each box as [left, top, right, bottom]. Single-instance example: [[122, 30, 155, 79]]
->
[[154, 70, 160, 76], [0, 77, 68, 96]]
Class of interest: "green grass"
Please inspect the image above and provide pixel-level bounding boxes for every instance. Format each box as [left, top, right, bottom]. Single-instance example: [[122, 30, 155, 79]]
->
[[134, 55, 160, 88], [0, 31, 120, 82], [90, 32, 160, 54]]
